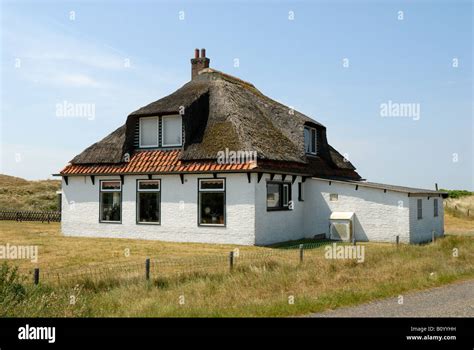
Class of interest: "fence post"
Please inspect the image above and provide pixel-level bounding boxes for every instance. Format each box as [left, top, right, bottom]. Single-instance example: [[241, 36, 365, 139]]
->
[[432, 231, 436, 243], [145, 258, 150, 281], [34, 268, 39, 285], [229, 251, 234, 271], [299, 244, 304, 263], [396, 235, 400, 247]]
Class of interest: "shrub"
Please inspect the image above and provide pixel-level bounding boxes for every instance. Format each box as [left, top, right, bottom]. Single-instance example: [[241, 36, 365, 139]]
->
[[0, 262, 26, 314], [441, 189, 473, 199]]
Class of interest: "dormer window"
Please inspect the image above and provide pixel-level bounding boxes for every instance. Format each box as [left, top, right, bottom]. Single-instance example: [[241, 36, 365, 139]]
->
[[162, 115, 182, 147], [304, 126, 317, 155], [139, 117, 159, 148], [138, 115, 182, 148]]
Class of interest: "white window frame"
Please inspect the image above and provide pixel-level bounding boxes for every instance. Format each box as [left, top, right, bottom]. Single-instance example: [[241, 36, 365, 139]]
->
[[198, 178, 226, 226], [282, 183, 290, 207], [137, 179, 160, 192], [137, 180, 161, 225], [100, 180, 122, 192], [329, 193, 338, 202], [162, 115, 182, 147], [266, 181, 292, 211], [434, 198, 439, 217], [99, 180, 122, 223], [304, 126, 317, 155], [139, 116, 159, 148], [199, 179, 225, 192]]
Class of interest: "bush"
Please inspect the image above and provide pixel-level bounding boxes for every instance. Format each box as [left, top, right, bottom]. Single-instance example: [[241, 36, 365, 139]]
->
[[441, 189, 473, 199], [0, 262, 26, 314]]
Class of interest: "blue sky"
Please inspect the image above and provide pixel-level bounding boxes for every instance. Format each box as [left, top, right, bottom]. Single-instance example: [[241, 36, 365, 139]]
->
[[0, 0, 472, 190]]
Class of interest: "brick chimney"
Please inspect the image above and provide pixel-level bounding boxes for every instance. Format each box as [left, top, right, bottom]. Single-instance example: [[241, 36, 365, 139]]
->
[[191, 48, 210, 79]]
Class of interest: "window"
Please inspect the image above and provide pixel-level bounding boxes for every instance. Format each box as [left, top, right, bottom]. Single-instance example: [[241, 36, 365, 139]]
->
[[267, 181, 292, 210], [417, 199, 423, 220], [162, 115, 182, 147], [139, 117, 159, 148], [198, 179, 225, 226], [329, 193, 338, 202], [137, 180, 160, 224], [282, 183, 290, 206], [434, 198, 438, 217], [138, 115, 182, 148], [304, 126, 317, 155], [100, 180, 122, 223], [298, 182, 303, 201]]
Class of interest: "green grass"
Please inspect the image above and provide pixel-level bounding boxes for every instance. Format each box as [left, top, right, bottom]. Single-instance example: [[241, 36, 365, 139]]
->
[[269, 238, 333, 249]]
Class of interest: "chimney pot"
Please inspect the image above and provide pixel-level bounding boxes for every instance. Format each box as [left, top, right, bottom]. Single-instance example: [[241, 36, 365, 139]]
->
[[191, 48, 210, 79]]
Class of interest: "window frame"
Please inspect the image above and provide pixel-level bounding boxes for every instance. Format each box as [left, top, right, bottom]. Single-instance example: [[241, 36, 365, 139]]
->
[[417, 198, 423, 220], [329, 193, 339, 202], [266, 181, 292, 211], [139, 116, 159, 148], [304, 126, 318, 155], [298, 182, 304, 202], [99, 180, 122, 224], [161, 114, 183, 147], [198, 178, 226, 227], [136, 179, 161, 225], [433, 198, 439, 217]]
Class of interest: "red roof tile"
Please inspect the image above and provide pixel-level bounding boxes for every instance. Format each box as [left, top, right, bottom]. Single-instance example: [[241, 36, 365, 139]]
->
[[60, 150, 257, 175]]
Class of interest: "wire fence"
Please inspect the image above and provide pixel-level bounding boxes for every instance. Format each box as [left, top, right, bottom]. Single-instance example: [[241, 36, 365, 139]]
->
[[16, 240, 343, 287], [444, 203, 473, 219], [0, 210, 61, 222], [11, 232, 443, 288]]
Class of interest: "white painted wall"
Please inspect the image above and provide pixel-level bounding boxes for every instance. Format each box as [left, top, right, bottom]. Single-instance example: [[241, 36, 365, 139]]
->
[[61, 173, 255, 245], [303, 179, 411, 243], [254, 174, 305, 245], [409, 196, 444, 243], [61, 173, 444, 246]]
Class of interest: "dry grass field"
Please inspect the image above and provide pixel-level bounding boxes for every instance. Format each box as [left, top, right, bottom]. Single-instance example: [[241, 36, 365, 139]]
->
[[0, 220, 472, 317], [444, 194, 474, 236], [445, 214, 474, 235], [1, 175, 473, 317], [0, 174, 60, 211]]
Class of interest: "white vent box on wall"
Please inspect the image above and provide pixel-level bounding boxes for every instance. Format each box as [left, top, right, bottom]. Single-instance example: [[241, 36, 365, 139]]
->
[[329, 212, 355, 242]]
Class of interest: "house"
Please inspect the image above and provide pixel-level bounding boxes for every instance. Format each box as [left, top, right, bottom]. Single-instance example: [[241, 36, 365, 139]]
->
[[58, 49, 447, 245]]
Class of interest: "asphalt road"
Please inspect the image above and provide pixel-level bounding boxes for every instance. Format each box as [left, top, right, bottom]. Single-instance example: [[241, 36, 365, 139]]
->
[[310, 279, 474, 317]]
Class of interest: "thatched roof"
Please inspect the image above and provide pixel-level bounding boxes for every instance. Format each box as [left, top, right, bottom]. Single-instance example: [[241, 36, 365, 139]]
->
[[71, 124, 126, 164], [68, 68, 360, 179]]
